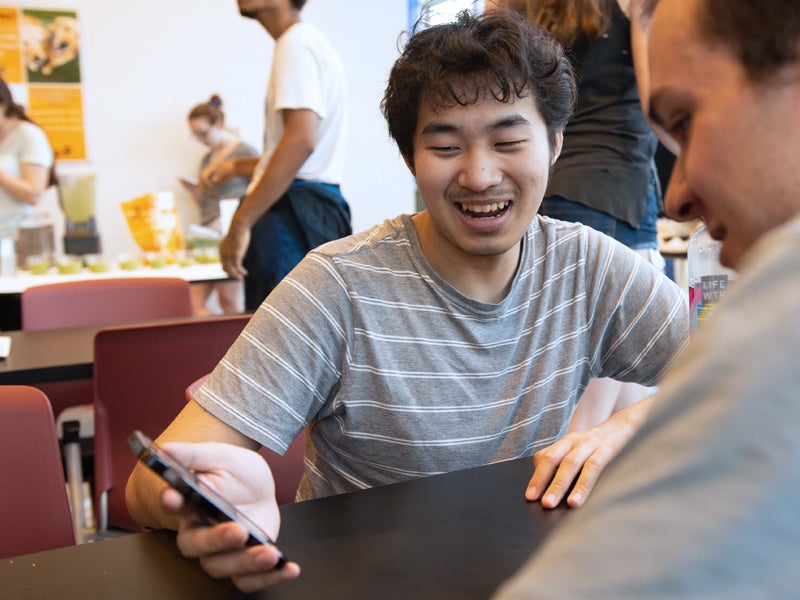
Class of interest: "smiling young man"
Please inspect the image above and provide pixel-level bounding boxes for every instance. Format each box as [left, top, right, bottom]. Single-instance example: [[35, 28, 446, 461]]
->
[[126, 9, 688, 592], [494, 0, 800, 597], [410, 95, 559, 303]]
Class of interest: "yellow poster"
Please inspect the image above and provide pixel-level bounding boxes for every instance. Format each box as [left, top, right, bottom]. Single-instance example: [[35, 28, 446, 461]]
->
[[28, 84, 84, 159], [0, 7, 22, 83], [0, 6, 86, 160]]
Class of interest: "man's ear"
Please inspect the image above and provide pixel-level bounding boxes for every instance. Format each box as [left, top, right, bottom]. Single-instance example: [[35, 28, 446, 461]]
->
[[551, 130, 564, 166]]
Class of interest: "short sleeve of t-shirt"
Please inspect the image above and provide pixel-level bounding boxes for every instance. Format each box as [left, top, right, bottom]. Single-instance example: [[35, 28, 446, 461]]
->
[[271, 25, 328, 119], [18, 121, 53, 168]]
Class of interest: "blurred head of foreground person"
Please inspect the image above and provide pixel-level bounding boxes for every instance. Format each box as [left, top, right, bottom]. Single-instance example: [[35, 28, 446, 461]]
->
[[492, 0, 800, 597], [647, 0, 800, 268]]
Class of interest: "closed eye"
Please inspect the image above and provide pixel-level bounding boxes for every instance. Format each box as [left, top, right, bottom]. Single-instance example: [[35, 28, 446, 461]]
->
[[429, 145, 460, 154], [495, 139, 526, 150]]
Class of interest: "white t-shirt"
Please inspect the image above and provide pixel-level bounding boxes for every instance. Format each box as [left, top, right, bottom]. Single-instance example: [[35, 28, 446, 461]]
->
[[248, 21, 348, 192], [0, 120, 53, 228]]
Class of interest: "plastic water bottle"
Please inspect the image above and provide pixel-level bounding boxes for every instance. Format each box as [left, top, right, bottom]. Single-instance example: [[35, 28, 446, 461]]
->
[[687, 223, 736, 333]]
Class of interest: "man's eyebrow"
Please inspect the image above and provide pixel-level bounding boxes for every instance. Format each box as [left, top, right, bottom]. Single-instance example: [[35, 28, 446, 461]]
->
[[419, 114, 532, 136], [419, 122, 458, 136], [489, 114, 532, 131]]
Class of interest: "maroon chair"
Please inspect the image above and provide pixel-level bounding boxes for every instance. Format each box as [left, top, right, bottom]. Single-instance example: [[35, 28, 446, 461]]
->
[[183, 375, 305, 506], [20, 277, 195, 420], [20, 277, 193, 331], [92, 314, 252, 532], [0, 386, 75, 559]]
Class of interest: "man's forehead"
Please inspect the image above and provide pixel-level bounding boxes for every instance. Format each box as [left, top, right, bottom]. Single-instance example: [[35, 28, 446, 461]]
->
[[649, 0, 699, 49], [417, 96, 542, 133], [648, 0, 702, 90]]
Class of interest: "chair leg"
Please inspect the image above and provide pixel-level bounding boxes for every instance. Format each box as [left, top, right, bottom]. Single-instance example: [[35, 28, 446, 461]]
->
[[97, 490, 108, 534], [62, 420, 86, 544]]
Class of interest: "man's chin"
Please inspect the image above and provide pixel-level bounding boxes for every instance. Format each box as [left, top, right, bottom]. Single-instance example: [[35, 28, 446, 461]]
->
[[239, 9, 258, 19]]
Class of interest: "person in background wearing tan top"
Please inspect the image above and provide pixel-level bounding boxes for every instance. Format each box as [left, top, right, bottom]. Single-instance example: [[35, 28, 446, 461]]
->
[[182, 95, 257, 314]]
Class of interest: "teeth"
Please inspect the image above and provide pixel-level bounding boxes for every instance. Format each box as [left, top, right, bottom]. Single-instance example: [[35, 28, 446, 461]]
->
[[460, 201, 508, 213]]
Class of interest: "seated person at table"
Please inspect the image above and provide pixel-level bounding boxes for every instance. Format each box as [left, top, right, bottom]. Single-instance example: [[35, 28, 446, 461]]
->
[[493, 0, 800, 597], [126, 8, 688, 591]]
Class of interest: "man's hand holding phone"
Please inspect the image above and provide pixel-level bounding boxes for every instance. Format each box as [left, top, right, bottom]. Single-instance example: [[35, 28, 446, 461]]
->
[[129, 432, 301, 592]]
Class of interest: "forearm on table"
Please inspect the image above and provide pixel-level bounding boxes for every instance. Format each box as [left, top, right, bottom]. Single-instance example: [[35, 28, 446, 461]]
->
[[614, 393, 657, 431]]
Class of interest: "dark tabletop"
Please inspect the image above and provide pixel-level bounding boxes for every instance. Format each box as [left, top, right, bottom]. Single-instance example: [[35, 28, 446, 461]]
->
[[1, 457, 569, 599], [0, 325, 97, 384]]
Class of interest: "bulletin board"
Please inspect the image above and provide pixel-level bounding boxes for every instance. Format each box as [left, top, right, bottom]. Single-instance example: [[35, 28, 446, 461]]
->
[[0, 5, 86, 160]]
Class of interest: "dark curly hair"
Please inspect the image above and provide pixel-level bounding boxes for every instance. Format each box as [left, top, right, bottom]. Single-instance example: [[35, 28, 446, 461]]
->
[[381, 7, 576, 169]]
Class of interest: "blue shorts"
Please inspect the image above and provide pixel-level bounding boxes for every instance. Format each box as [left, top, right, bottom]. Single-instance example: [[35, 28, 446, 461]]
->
[[243, 180, 351, 311]]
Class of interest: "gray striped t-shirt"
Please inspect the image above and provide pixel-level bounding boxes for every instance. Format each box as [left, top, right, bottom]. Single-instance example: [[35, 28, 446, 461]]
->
[[195, 214, 689, 500]]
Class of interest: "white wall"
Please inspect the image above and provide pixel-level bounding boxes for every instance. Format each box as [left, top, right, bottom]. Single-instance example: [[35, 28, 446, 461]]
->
[[28, 0, 415, 258]]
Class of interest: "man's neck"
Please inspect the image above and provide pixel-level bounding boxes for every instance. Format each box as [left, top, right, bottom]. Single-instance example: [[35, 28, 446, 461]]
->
[[256, 7, 300, 40], [411, 212, 522, 304]]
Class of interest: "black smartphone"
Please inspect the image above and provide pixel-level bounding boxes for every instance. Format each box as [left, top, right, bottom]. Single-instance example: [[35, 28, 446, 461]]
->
[[128, 430, 287, 569]]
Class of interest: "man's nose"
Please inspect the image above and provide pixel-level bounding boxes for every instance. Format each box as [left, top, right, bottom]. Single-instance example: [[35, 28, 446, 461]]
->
[[457, 149, 503, 191], [663, 161, 702, 222]]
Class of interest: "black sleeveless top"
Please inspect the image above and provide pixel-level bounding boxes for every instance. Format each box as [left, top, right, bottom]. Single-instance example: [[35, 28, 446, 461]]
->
[[545, 2, 658, 227]]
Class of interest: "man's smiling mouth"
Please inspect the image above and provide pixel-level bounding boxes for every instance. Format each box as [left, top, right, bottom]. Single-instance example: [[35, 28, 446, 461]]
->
[[458, 201, 511, 218]]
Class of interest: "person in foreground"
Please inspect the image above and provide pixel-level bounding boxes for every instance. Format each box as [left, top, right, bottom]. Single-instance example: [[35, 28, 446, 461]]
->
[[493, 0, 800, 597], [126, 8, 688, 592]]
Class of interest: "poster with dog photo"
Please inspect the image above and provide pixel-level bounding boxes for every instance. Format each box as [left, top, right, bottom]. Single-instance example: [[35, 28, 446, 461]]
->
[[20, 8, 80, 82], [0, 6, 86, 160]]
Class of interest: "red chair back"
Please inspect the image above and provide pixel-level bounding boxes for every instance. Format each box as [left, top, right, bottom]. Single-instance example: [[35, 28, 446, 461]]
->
[[93, 314, 251, 531], [0, 386, 75, 558], [21, 277, 193, 331], [20, 277, 195, 418]]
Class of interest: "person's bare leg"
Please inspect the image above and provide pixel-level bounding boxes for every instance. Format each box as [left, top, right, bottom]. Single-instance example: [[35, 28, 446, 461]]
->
[[215, 280, 245, 314], [190, 282, 214, 316]]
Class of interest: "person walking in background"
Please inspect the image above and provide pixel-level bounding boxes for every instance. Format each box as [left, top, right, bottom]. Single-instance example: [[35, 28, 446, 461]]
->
[[0, 76, 55, 233], [495, 0, 675, 431], [202, 0, 352, 311], [182, 94, 257, 315]]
